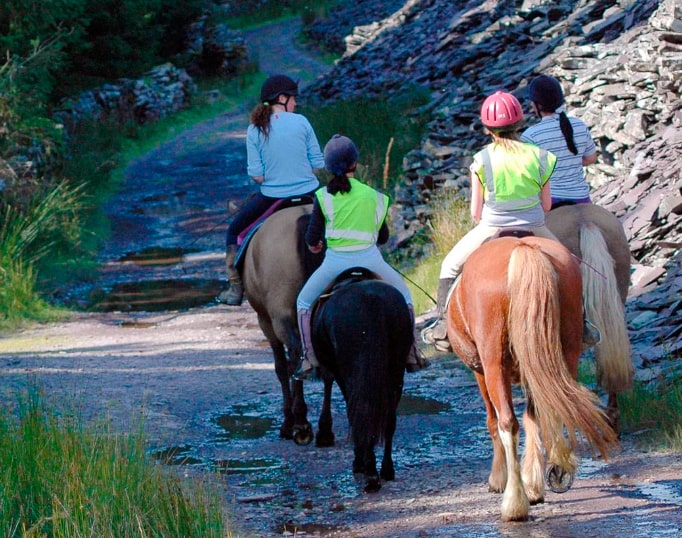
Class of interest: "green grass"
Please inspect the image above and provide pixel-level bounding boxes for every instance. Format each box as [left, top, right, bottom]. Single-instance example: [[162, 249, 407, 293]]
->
[[301, 86, 432, 191], [618, 374, 682, 450], [0, 389, 230, 538], [398, 189, 472, 315]]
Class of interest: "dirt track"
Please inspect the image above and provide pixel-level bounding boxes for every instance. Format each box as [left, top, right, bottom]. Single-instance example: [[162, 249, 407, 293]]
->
[[0, 18, 681, 538]]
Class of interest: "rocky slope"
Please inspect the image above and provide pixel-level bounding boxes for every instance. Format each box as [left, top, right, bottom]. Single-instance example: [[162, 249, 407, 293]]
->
[[303, 0, 681, 375]]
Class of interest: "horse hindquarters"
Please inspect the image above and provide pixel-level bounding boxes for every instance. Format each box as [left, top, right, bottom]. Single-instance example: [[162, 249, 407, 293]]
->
[[314, 281, 410, 492], [547, 203, 633, 431]]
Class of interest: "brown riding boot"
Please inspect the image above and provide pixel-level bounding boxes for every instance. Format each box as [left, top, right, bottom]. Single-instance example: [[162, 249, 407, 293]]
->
[[421, 278, 456, 352], [406, 305, 430, 373], [216, 245, 244, 306]]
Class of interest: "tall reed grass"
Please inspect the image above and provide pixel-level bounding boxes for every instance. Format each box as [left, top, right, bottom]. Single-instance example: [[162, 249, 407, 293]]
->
[[301, 87, 431, 191], [401, 189, 473, 315], [0, 389, 230, 537], [0, 183, 82, 326]]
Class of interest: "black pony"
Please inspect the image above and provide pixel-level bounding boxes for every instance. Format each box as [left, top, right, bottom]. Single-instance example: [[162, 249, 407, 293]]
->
[[311, 269, 413, 493]]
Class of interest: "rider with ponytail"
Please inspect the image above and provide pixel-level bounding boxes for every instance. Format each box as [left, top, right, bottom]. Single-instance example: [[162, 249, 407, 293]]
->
[[422, 91, 560, 352], [293, 134, 427, 380], [521, 74, 598, 209], [218, 74, 325, 306]]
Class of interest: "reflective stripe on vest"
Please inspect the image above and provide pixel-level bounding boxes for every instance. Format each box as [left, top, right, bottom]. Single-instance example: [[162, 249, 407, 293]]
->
[[479, 144, 553, 211], [318, 179, 388, 252]]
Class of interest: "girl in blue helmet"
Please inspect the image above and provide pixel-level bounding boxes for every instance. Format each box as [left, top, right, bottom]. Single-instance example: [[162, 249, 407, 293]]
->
[[293, 134, 427, 380]]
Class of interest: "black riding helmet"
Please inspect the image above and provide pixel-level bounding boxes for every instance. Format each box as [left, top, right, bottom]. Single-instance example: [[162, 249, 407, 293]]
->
[[528, 74, 564, 113], [324, 134, 359, 176], [260, 74, 299, 105]]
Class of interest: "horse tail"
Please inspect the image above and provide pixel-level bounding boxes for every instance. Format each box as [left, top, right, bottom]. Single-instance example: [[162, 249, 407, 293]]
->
[[507, 243, 617, 461], [580, 224, 633, 393], [347, 310, 392, 447]]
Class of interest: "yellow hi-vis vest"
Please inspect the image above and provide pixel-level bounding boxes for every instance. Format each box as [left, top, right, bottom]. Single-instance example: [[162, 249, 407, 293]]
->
[[474, 142, 556, 211], [316, 178, 389, 252]]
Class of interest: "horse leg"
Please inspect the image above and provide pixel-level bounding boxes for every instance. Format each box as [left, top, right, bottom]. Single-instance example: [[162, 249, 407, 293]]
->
[[485, 370, 529, 522], [521, 399, 545, 505], [358, 444, 380, 493], [271, 341, 296, 440], [291, 378, 313, 445], [315, 378, 335, 447], [474, 371, 506, 494], [606, 392, 620, 436], [351, 432, 380, 492], [379, 403, 397, 482]]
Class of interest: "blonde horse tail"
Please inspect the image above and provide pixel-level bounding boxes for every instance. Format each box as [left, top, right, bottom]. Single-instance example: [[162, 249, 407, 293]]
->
[[507, 243, 618, 461], [580, 224, 633, 393]]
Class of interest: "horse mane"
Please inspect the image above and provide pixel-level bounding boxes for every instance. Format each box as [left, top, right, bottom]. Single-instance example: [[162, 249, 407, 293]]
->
[[296, 212, 324, 279]]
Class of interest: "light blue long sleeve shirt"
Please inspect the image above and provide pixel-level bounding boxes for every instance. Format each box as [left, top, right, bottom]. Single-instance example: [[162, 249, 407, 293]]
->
[[246, 111, 324, 198]]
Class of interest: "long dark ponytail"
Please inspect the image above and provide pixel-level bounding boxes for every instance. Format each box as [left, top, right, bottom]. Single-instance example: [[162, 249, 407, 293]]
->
[[558, 112, 578, 155], [327, 174, 351, 195]]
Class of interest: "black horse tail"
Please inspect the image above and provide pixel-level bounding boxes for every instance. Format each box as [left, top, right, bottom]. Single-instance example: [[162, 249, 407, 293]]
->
[[347, 308, 392, 447]]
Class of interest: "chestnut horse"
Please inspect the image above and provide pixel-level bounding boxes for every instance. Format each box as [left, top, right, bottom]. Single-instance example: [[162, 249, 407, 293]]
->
[[446, 236, 619, 521], [547, 204, 633, 431], [241, 203, 323, 445]]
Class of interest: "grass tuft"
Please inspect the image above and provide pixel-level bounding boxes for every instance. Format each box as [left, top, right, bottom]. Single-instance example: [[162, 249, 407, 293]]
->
[[0, 388, 230, 537]]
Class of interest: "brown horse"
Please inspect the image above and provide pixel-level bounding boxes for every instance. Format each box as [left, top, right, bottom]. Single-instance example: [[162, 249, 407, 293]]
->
[[446, 236, 619, 521], [546, 204, 633, 431], [241, 203, 323, 445]]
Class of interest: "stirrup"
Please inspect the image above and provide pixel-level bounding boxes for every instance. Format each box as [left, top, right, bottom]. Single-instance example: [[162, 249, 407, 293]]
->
[[292, 358, 320, 381], [421, 323, 452, 352], [216, 284, 243, 306]]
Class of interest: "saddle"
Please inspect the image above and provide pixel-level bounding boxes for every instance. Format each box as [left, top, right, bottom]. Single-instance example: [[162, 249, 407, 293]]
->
[[234, 194, 314, 270], [313, 267, 379, 311], [495, 227, 535, 239]]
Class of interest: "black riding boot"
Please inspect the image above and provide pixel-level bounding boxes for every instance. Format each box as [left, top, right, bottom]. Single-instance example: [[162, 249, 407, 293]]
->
[[421, 278, 456, 352]]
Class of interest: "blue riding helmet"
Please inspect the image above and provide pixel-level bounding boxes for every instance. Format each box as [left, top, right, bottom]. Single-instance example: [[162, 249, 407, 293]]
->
[[323, 134, 359, 176]]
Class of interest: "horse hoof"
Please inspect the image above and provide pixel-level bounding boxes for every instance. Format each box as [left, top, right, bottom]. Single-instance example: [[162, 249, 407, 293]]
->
[[315, 432, 335, 448], [364, 478, 381, 493], [292, 423, 314, 446], [545, 464, 575, 493]]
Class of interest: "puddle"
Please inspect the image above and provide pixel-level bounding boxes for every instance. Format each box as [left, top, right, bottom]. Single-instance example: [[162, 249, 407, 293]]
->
[[637, 479, 682, 505], [398, 393, 450, 415], [213, 413, 275, 441], [119, 246, 198, 266], [214, 458, 281, 475], [151, 445, 203, 466], [87, 278, 223, 312], [277, 521, 349, 536]]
